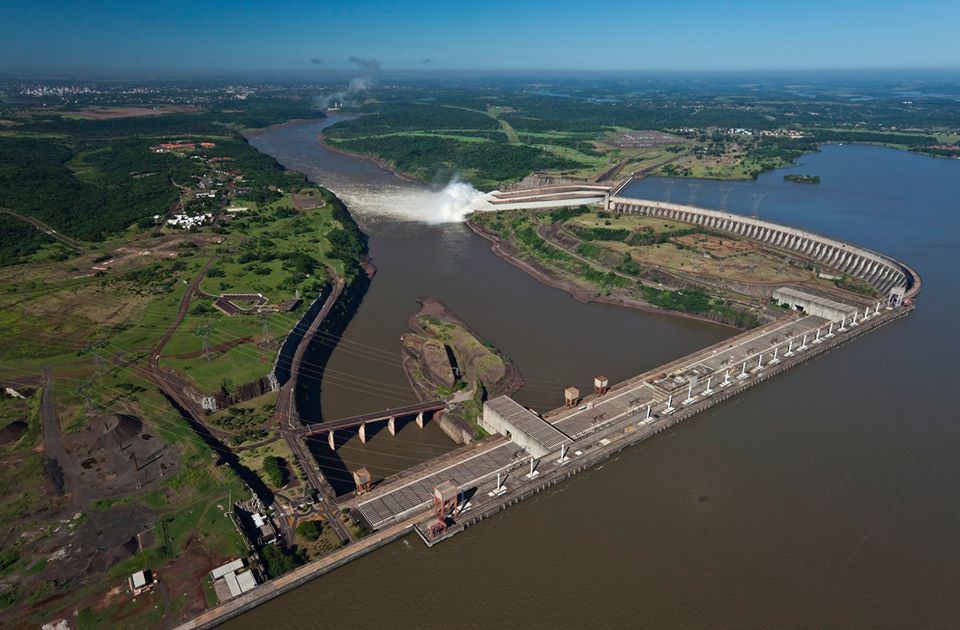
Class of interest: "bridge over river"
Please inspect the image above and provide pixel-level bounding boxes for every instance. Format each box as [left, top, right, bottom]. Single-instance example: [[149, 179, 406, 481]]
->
[[292, 400, 446, 447]]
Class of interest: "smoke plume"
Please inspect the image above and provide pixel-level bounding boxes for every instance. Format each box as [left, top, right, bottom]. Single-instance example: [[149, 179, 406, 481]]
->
[[309, 56, 325, 65], [313, 56, 380, 109]]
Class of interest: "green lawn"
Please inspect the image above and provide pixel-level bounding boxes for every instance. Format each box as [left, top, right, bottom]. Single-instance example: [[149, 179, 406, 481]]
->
[[163, 342, 275, 394]]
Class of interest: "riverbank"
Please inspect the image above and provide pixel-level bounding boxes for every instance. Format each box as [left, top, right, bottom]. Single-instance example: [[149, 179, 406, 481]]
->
[[317, 131, 423, 185], [465, 217, 751, 331]]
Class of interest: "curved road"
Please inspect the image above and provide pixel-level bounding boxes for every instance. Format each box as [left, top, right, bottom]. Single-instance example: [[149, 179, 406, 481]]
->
[[272, 269, 353, 543]]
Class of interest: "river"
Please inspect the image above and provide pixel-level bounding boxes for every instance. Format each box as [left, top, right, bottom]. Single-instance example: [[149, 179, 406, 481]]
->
[[241, 122, 960, 627]]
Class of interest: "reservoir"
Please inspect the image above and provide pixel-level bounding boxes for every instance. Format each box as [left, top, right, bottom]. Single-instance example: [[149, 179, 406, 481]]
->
[[243, 121, 960, 627]]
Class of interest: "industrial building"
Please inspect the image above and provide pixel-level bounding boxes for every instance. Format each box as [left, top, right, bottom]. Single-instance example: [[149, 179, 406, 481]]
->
[[482, 395, 571, 458], [772, 287, 858, 321], [210, 559, 259, 603]]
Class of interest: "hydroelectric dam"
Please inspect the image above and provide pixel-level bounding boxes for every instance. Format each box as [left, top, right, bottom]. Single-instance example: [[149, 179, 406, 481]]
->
[[176, 182, 920, 630]]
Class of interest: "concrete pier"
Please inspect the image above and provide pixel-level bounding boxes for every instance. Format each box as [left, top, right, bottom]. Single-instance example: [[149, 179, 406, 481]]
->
[[179, 300, 913, 630], [344, 298, 913, 532]]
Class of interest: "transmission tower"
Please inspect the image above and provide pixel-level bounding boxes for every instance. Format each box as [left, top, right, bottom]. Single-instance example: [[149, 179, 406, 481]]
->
[[195, 326, 211, 361], [259, 313, 271, 346], [76, 381, 96, 415], [92, 350, 105, 385]]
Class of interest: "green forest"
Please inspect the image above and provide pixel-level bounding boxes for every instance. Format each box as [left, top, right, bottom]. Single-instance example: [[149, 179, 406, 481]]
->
[[329, 134, 578, 188], [0, 99, 319, 265]]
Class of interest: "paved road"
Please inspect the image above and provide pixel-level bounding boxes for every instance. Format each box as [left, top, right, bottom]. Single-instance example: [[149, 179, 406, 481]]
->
[[0, 207, 85, 253], [272, 269, 353, 543]]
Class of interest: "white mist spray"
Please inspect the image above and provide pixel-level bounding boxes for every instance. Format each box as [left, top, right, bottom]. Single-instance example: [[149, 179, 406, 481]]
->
[[426, 179, 487, 223], [348, 178, 488, 224]]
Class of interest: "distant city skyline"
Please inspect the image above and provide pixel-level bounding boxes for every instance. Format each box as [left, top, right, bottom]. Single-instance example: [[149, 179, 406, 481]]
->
[[2, 0, 959, 75]]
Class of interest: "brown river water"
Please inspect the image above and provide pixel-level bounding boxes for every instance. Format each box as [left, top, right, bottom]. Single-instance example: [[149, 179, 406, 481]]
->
[[237, 118, 960, 628]]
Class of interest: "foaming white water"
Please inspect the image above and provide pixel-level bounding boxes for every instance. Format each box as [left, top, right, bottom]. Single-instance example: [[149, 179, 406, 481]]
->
[[426, 180, 488, 223], [339, 178, 488, 224]]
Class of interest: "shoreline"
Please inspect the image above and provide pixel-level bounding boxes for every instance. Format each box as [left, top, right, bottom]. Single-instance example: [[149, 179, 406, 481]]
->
[[316, 132, 423, 184], [400, 297, 525, 444], [465, 219, 743, 332]]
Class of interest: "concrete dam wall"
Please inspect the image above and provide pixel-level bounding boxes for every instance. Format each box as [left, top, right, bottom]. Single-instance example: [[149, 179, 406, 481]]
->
[[608, 196, 921, 298]]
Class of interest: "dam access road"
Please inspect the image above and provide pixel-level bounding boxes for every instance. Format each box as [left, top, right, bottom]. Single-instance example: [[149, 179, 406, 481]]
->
[[177, 257, 917, 630]]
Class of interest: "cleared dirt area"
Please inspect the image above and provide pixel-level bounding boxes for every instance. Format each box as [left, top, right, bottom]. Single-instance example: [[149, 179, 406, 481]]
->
[[65, 414, 181, 499], [673, 233, 756, 257], [609, 240, 811, 284], [563, 212, 811, 285], [57, 105, 202, 120], [608, 129, 682, 149], [568, 213, 689, 233], [96, 234, 222, 272]]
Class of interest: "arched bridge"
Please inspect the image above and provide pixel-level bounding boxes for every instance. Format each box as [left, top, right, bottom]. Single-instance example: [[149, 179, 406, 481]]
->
[[292, 400, 447, 450]]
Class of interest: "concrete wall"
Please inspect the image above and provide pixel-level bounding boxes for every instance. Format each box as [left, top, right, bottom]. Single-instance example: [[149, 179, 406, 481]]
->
[[477, 194, 607, 212], [608, 197, 921, 298]]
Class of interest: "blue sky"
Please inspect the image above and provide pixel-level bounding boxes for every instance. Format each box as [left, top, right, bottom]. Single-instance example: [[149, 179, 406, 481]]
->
[[2, 0, 958, 74]]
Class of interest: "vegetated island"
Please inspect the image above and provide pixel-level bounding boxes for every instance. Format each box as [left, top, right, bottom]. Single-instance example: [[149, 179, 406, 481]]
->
[[784, 174, 820, 184], [401, 298, 523, 443]]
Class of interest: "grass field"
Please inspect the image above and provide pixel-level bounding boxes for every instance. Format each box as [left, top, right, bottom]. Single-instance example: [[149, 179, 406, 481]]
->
[[156, 194, 348, 394], [568, 212, 689, 233], [296, 517, 344, 559], [235, 436, 299, 489], [607, 241, 810, 283]]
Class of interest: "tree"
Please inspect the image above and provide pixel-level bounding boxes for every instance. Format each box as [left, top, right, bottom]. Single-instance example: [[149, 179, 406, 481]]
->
[[262, 455, 289, 487], [260, 544, 303, 578], [296, 520, 323, 541]]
